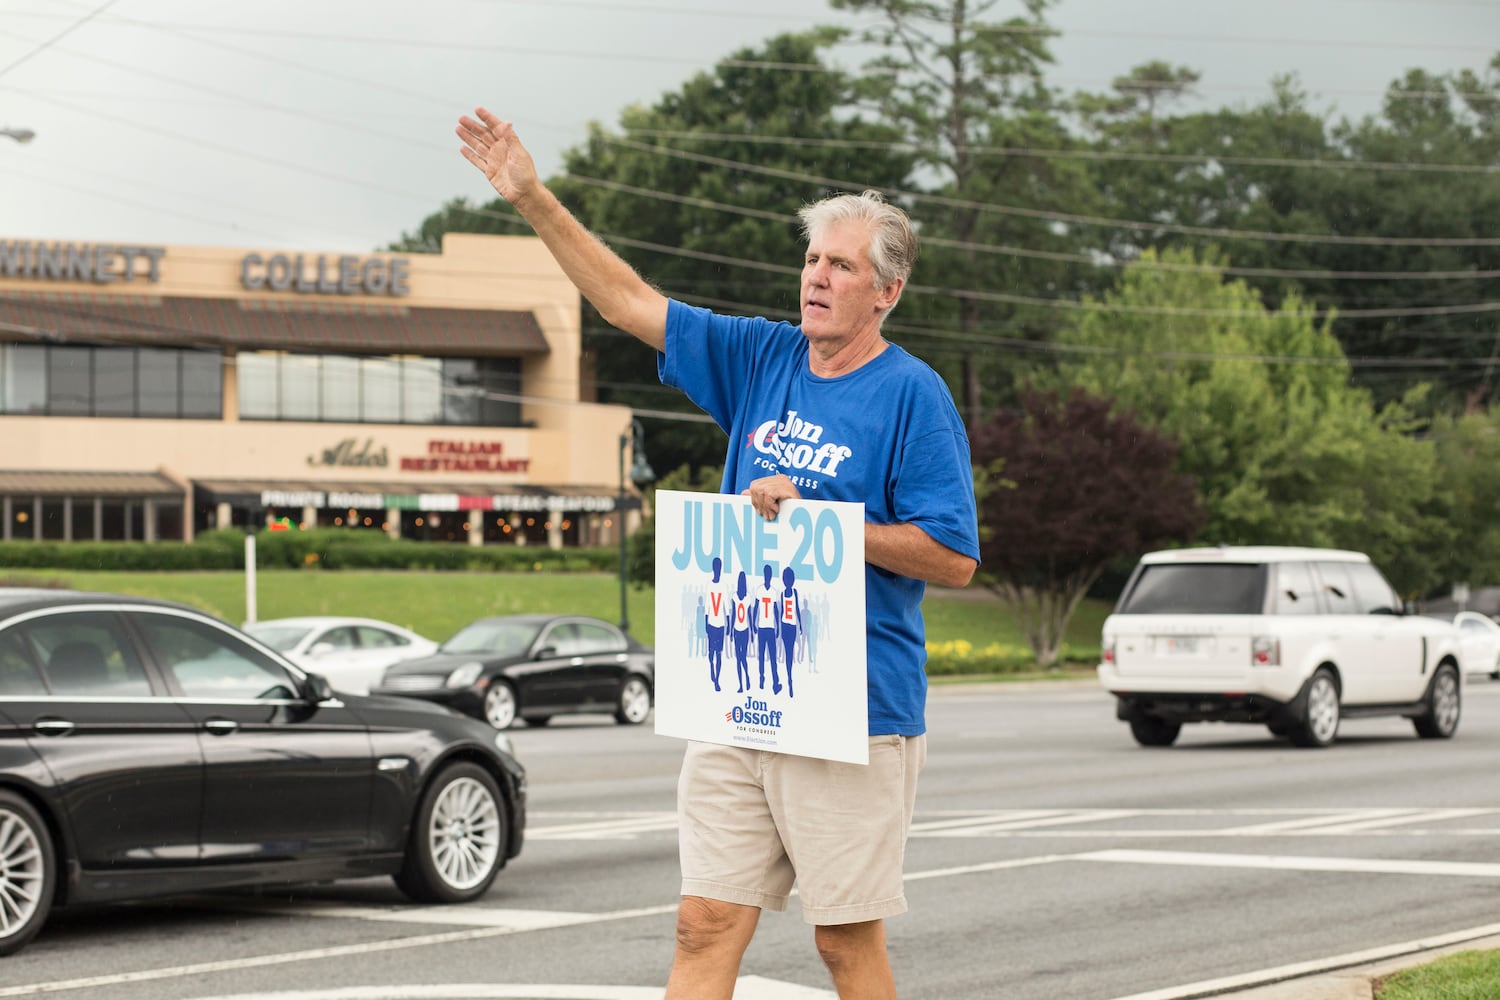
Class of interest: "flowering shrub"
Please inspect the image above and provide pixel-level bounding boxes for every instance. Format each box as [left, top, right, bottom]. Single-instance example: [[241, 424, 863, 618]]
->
[[924, 638, 1098, 676]]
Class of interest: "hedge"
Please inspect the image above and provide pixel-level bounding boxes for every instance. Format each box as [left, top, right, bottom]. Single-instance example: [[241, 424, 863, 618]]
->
[[0, 528, 617, 573]]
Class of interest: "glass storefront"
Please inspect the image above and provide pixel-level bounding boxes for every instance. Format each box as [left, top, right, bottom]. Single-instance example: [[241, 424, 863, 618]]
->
[[3, 495, 182, 541]]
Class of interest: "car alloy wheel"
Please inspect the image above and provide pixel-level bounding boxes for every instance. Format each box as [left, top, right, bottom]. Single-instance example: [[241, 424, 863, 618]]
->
[[484, 682, 518, 730], [0, 792, 54, 956], [614, 675, 651, 725], [1291, 669, 1340, 748], [1414, 664, 1461, 739], [395, 762, 505, 903]]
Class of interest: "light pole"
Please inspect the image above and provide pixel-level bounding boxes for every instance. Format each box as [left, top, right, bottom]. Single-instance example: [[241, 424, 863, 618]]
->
[[617, 417, 654, 631], [0, 127, 36, 144]]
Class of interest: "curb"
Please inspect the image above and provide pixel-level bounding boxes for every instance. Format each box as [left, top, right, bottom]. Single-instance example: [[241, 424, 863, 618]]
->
[[1119, 931, 1500, 1000]]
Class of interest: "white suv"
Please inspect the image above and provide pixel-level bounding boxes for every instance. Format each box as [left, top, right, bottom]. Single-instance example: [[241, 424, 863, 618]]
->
[[1098, 546, 1463, 748]]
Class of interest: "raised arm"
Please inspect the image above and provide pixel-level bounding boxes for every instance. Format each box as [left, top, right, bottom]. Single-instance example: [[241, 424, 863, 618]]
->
[[457, 107, 668, 351]]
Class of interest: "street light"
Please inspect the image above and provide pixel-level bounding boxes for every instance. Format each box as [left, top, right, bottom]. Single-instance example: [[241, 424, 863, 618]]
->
[[618, 417, 655, 631], [0, 127, 36, 144]]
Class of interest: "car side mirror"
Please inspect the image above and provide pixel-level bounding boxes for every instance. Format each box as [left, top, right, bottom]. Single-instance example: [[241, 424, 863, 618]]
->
[[309, 642, 335, 656], [302, 672, 335, 702], [535, 645, 557, 660]]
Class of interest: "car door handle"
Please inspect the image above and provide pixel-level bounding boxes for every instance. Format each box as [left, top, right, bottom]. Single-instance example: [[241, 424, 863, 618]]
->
[[32, 718, 75, 736], [203, 718, 240, 735], [570, 657, 584, 666]]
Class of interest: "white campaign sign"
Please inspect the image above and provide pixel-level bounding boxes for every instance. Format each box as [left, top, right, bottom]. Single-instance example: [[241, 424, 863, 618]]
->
[[652, 490, 867, 764]]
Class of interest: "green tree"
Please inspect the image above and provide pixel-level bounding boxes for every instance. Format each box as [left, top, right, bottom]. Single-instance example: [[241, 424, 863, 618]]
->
[[1033, 248, 1447, 594], [970, 387, 1202, 666], [829, 0, 1096, 426], [1073, 56, 1500, 417], [1424, 409, 1500, 591]]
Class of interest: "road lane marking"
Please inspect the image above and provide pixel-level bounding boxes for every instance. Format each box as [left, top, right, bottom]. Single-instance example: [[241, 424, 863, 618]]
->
[[912, 808, 1143, 837], [524, 807, 1500, 840], [526, 813, 677, 840], [1077, 848, 1500, 878], [189, 976, 835, 999], [0, 905, 678, 999]]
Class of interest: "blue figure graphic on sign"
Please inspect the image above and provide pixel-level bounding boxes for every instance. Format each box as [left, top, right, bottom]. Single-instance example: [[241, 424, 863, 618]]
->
[[778, 566, 802, 699], [755, 564, 781, 695], [704, 557, 730, 692], [731, 571, 752, 693]]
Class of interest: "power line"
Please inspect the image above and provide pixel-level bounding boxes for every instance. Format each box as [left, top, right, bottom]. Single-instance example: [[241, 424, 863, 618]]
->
[[565, 174, 1500, 283], [606, 137, 1500, 249], [449, 201, 1500, 320], [0, 0, 116, 79], [622, 129, 1500, 176]]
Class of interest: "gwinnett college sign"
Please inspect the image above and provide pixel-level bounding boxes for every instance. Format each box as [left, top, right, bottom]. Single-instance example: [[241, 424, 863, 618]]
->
[[0, 240, 411, 297]]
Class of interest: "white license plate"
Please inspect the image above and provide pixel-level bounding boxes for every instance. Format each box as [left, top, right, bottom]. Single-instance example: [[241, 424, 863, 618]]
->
[[1161, 636, 1204, 655]]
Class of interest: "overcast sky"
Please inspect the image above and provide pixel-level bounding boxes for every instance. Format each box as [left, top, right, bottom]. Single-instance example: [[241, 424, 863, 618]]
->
[[1, 0, 1496, 253]]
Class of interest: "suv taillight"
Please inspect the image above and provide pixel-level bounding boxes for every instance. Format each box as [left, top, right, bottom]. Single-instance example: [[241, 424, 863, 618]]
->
[[1101, 639, 1116, 665], [1251, 636, 1279, 667]]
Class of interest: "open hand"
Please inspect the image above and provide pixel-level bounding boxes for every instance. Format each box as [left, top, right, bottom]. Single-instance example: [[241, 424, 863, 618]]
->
[[456, 107, 539, 206]]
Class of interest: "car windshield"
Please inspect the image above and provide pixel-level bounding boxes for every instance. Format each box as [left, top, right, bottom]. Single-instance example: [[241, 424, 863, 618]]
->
[[1117, 563, 1267, 614], [441, 621, 539, 656], [244, 624, 314, 652]]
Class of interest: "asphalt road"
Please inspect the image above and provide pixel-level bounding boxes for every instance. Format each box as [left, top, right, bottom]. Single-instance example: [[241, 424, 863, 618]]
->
[[3, 678, 1498, 1000]]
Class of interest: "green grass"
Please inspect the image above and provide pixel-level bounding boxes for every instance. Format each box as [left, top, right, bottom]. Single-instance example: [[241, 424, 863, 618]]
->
[[0, 569, 1107, 668], [1376, 950, 1500, 999]]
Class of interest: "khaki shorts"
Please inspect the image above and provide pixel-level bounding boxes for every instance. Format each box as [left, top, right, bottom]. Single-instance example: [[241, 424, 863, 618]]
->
[[677, 734, 926, 925]]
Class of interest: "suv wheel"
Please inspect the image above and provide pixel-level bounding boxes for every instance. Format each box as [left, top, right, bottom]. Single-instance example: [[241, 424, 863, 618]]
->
[[1289, 668, 1340, 748], [1129, 716, 1181, 747], [1413, 664, 1460, 740]]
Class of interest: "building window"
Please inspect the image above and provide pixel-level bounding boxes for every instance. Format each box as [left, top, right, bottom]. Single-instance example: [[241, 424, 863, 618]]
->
[[180, 351, 220, 418], [137, 348, 181, 418], [96, 352, 135, 417], [281, 354, 321, 421], [2, 346, 47, 414], [235, 352, 523, 426], [402, 357, 443, 424], [49, 347, 92, 416], [360, 357, 402, 423], [322, 355, 360, 421], [70, 498, 95, 541], [0, 345, 220, 419]]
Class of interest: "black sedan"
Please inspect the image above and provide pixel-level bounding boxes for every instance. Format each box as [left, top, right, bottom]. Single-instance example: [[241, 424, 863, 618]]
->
[[0, 588, 526, 956], [373, 614, 654, 730]]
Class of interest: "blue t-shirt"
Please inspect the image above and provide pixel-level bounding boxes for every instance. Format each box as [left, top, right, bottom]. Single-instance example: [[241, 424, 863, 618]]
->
[[658, 300, 980, 736]]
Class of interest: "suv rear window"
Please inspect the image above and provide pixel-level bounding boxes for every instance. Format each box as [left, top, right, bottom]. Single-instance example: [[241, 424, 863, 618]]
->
[[1117, 563, 1267, 614]]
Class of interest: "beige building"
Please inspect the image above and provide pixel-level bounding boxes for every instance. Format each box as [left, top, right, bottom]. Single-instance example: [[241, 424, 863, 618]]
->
[[0, 233, 644, 547]]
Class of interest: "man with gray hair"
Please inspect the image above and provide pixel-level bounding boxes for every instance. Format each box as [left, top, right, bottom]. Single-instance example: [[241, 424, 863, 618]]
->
[[457, 106, 979, 1000]]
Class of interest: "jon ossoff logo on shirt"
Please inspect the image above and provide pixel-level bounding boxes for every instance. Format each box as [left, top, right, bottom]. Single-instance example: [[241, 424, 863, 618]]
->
[[747, 409, 853, 483]]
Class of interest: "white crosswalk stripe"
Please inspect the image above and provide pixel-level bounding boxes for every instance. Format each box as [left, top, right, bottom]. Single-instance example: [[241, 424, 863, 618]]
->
[[524, 807, 1500, 841]]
